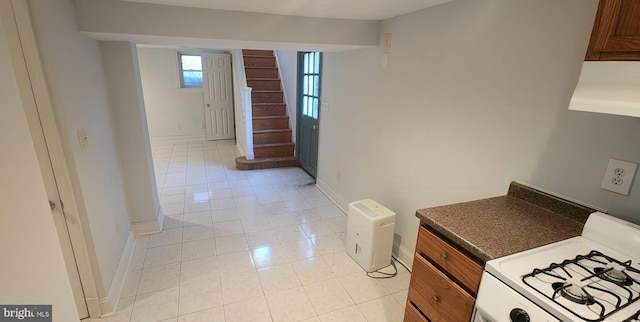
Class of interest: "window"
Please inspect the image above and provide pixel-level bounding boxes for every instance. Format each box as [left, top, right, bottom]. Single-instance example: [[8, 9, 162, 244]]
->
[[178, 54, 203, 88], [301, 52, 321, 119]]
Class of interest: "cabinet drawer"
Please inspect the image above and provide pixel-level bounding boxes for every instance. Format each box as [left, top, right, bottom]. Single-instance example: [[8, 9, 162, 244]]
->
[[404, 302, 428, 322], [416, 226, 483, 294], [408, 253, 475, 322]]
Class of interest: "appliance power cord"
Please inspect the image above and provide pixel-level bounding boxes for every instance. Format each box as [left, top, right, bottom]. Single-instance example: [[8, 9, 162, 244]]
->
[[365, 256, 410, 279]]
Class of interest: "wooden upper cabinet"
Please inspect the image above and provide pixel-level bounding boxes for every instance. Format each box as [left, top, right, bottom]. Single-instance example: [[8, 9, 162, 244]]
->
[[585, 0, 640, 61]]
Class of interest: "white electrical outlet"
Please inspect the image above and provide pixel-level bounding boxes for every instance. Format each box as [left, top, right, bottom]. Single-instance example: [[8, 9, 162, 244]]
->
[[601, 158, 638, 195]]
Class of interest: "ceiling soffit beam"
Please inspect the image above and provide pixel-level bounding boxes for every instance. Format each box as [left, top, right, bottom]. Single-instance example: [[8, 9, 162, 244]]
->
[[72, 0, 381, 48]]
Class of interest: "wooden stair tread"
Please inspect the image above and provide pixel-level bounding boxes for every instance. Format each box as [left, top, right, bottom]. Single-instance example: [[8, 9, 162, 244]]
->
[[242, 50, 274, 56], [254, 142, 295, 148], [252, 102, 285, 105], [247, 78, 280, 80], [235, 156, 298, 170], [252, 90, 282, 93], [254, 129, 291, 134], [243, 55, 276, 58], [253, 115, 288, 119], [245, 66, 278, 69], [236, 156, 296, 163]]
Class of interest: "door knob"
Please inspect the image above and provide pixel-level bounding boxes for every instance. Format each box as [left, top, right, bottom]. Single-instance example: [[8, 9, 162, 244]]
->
[[312, 125, 318, 130], [206, 103, 210, 107], [49, 200, 56, 211]]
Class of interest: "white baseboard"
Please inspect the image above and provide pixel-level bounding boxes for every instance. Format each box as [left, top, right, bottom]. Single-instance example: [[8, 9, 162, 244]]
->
[[394, 242, 414, 273], [99, 231, 136, 316], [131, 206, 164, 237], [150, 135, 207, 143], [315, 178, 349, 214], [236, 142, 247, 157], [85, 297, 101, 318]]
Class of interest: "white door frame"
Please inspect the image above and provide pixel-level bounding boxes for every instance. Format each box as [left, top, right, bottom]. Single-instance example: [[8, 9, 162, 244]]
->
[[1, 0, 102, 318]]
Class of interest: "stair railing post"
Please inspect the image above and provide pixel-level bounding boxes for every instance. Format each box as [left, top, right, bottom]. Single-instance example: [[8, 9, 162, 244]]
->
[[244, 86, 254, 160]]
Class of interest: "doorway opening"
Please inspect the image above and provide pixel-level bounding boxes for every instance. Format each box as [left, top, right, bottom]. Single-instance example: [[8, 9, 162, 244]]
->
[[138, 48, 235, 144]]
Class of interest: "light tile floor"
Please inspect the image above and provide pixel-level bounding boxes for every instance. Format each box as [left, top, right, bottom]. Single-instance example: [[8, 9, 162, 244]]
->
[[90, 140, 410, 322]]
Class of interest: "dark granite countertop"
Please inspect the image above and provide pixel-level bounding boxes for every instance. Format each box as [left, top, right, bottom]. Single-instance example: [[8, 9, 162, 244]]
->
[[416, 182, 598, 264]]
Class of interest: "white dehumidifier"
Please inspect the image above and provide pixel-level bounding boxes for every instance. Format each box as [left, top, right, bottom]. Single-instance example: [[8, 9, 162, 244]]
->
[[345, 199, 396, 272]]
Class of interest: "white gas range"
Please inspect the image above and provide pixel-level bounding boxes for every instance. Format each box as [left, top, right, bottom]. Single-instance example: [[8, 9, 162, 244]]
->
[[473, 212, 640, 322]]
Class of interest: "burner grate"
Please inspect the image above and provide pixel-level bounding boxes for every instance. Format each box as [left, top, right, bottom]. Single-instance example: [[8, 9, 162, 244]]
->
[[623, 310, 640, 322], [522, 250, 640, 322]]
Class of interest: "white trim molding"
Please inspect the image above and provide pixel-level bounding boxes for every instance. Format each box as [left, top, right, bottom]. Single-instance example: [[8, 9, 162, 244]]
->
[[315, 178, 349, 214], [394, 242, 414, 273], [131, 206, 164, 236], [236, 142, 247, 157], [100, 231, 136, 316]]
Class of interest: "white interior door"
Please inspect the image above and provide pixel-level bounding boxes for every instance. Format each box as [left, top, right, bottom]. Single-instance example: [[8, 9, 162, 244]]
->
[[1, 1, 94, 317], [35, 123, 90, 320], [203, 53, 235, 140]]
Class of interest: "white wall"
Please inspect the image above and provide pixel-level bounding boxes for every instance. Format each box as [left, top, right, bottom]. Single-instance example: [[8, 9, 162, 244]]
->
[[275, 50, 298, 143], [319, 0, 640, 262], [138, 47, 207, 141], [28, 0, 132, 296], [0, 15, 79, 321], [72, 0, 380, 50], [101, 41, 160, 225]]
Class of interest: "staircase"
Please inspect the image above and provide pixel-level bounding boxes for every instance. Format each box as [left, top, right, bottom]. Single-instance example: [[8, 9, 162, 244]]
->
[[235, 49, 298, 170]]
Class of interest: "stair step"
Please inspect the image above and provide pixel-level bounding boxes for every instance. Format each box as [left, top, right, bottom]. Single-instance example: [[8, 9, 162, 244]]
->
[[244, 56, 276, 68], [246, 67, 279, 79], [247, 79, 281, 91], [235, 156, 297, 170], [253, 129, 292, 144], [242, 49, 274, 56], [252, 103, 286, 116], [252, 90, 283, 103], [253, 116, 289, 130], [237, 48, 297, 171], [253, 142, 295, 158]]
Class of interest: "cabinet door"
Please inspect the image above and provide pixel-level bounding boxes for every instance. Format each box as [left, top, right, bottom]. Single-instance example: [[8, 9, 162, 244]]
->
[[586, 0, 640, 61], [415, 226, 483, 295], [407, 255, 475, 322]]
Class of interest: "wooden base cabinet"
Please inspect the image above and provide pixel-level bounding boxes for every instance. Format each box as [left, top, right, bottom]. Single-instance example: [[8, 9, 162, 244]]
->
[[404, 225, 483, 322]]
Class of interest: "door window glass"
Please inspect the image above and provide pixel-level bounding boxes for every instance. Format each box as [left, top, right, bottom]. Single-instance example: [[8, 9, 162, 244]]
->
[[301, 52, 321, 119]]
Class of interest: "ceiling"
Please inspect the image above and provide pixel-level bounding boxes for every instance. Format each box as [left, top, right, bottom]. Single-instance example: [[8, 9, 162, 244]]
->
[[117, 0, 453, 20]]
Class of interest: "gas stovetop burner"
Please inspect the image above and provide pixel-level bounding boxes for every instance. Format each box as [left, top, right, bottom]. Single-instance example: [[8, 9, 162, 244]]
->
[[552, 282, 595, 305], [594, 267, 634, 286], [522, 250, 640, 321]]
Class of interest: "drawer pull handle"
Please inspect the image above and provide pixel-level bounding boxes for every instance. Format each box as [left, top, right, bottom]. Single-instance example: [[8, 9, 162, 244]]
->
[[432, 296, 439, 304], [439, 253, 447, 261]]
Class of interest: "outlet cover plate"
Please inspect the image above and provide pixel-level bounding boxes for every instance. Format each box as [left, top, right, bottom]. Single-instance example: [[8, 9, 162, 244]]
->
[[601, 158, 638, 195]]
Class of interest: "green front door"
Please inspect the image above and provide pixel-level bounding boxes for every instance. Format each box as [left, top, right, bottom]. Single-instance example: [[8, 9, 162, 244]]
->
[[297, 52, 321, 178]]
